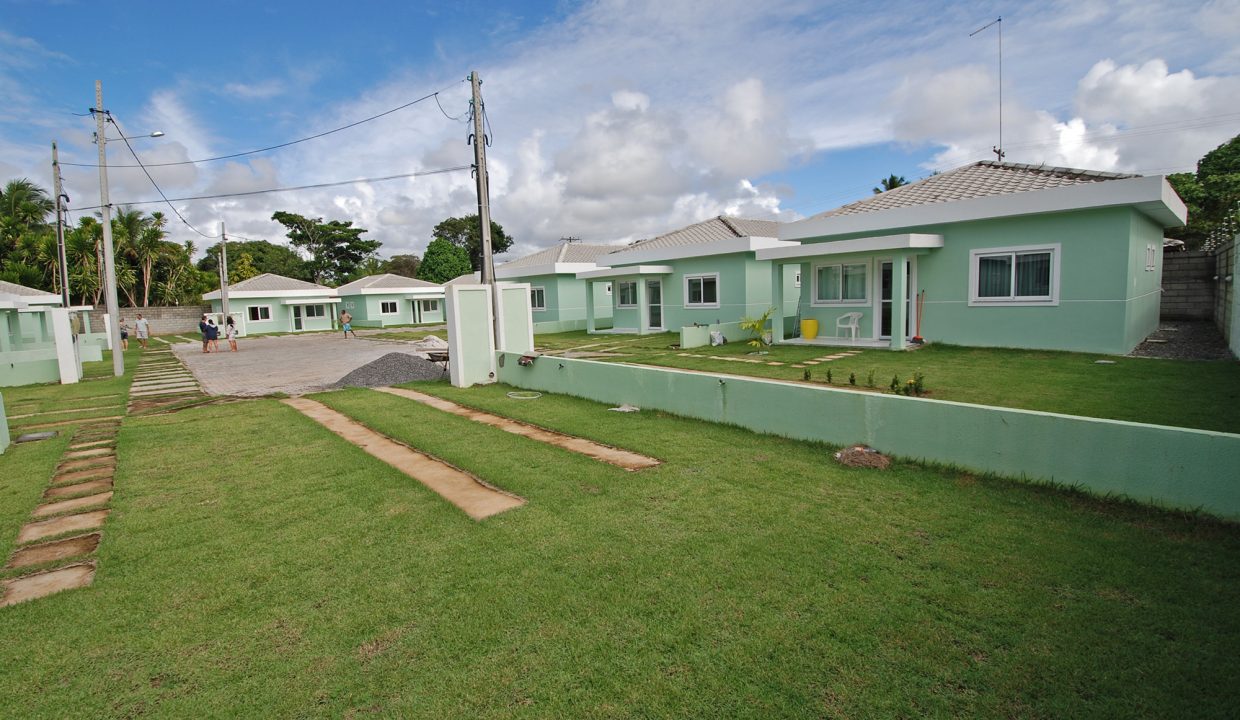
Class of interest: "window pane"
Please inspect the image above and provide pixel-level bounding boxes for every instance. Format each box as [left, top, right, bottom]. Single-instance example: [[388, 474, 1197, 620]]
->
[[1016, 253, 1051, 297], [842, 264, 867, 300], [688, 278, 702, 304], [817, 266, 840, 301], [977, 255, 1012, 297], [702, 277, 717, 304]]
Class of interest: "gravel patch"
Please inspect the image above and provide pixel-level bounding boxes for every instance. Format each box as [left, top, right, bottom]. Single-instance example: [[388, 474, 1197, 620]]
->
[[1130, 320, 1235, 361], [334, 352, 448, 388]]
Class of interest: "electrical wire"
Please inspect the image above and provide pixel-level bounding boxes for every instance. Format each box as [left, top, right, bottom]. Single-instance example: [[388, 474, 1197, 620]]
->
[[435, 92, 469, 122], [108, 112, 220, 238], [62, 80, 467, 169]]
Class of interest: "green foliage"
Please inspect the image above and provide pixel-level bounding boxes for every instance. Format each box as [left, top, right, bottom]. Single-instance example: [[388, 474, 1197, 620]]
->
[[890, 374, 900, 393], [199, 239, 311, 281], [433, 214, 514, 271], [873, 174, 908, 194], [848, 371, 857, 386], [1166, 134, 1240, 249], [229, 252, 260, 283], [383, 254, 421, 278], [271, 211, 380, 285], [739, 306, 776, 348], [803, 368, 811, 381], [826, 367, 833, 384], [417, 238, 472, 283], [866, 369, 876, 388]]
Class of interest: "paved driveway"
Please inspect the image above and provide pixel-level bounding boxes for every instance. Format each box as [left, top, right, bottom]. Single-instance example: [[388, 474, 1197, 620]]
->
[[171, 333, 440, 396]]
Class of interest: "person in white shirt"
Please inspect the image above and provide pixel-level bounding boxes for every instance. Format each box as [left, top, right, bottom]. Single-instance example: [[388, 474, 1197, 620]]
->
[[134, 313, 150, 349]]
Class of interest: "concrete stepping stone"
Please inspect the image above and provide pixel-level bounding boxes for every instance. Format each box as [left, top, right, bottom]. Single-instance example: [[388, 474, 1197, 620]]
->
[[72, 431, 118, 444], [377, 387, 661, 471], [283, 398, 525, 521], [57, 456, 116, 474], [9, 404, 120, 420], [33, 492, 113, 519], [18, 416, 123, 431], [804, 361, 819, 365], [131, 378, 197, 389], [6, 533, 101, 569], [64, 447, 114, 460], [131, 388, 200, 398], [791, 364, 806, 369], [0, 561, 96, 607], [17, 510, 110, 544], [766, 362, 785, 366], [51, 467, 114, 486], [69, 439, 115, 451], [134, 372, 191, 381], [45, 479, 113, 499]]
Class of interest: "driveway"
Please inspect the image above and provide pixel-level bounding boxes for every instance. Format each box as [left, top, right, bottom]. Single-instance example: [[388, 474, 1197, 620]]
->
[[170, 332, 444, 396]]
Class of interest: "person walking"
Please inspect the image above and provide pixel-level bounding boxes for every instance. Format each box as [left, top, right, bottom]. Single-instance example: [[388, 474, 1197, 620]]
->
[[340, 310, 357, 339], [134, 313, 150, 349], [118, 317, 130, 350], [225, 316, 239, 352], [199, 314, 211, 353]]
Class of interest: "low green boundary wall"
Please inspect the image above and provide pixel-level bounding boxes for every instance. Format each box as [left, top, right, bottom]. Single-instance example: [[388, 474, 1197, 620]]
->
[[0, 392, 9, 454], [497, 353, 1240, 520]]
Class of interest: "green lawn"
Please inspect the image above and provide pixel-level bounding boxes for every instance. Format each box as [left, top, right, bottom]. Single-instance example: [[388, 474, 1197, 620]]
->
[[2, 348, 138, 434], [1, 383, 1237, 717], [533, 330, 1240, 433]]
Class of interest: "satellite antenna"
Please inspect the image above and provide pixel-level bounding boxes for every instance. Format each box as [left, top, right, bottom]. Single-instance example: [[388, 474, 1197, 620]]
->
[[969, 16, 1005, 161]]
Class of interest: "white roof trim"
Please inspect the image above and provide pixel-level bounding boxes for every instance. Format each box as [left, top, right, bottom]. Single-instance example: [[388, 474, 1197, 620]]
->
[[204, 287, 337, 300], [0, 298, 31, 310], [604, 236, 794, 265], [496, 261, 599, 279], [577, 264, 674, 280], [279, 297, 341, 305], [782, 175, 1188, 241], [400, 290, 446, 299], [756, 233, 944, 260], [345, 286, 442, 296]]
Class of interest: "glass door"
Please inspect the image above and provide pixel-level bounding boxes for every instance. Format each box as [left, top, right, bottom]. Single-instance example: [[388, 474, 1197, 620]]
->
[[647, 279, 663, 329], [293, 305, 303, 331], [879, 262, 911, 339]]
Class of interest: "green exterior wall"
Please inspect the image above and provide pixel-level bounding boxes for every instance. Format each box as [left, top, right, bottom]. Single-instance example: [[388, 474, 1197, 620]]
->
[[339, 293, 444, 327], [498, 285, 534, 354], [446, 287, 496, 387], [210, 298, 336, 334], [0, 392, 8, 454], [514, 273, 613, 330], [498, 353, 1240, 519], [791, 208, 1164, 354]]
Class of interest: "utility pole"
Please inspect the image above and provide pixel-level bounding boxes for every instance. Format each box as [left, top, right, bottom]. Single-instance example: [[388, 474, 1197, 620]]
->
[[470, 71, 495, 286], [219, 222, 230, 322], [52, 142, 70, 307], [93, 80, 124, 377]]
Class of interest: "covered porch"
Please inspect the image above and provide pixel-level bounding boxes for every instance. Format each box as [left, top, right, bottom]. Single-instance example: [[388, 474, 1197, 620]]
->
[[578, 265, 673, 335], [756, 233, 943, 351]]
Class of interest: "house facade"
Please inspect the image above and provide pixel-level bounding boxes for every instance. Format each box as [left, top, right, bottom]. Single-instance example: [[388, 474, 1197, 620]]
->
[[495, 241, 616, 333], [204, 273, 338, 336], [578, 216, 800, 345], [757, 161, 1188, 354], [335, 274, 445, 327], [0, 280, 92, 386]]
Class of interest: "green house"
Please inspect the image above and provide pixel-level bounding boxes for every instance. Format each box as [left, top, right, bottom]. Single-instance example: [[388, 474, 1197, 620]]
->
[[756, 161, 1188, 354], [495, 240, 616, 333], [1, 280, 95, 386], [204, 273, 338, 336], [335, 274, 445, 327], [578, 216, 801, 346]]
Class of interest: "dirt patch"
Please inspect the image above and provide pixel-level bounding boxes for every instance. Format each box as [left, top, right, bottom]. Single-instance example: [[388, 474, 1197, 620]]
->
[[282, 397, 525, 521], [33, 491, 113, 519], [0, 561, 96, 607], [17, 510, 110, 544], [45, 479, 114, 499], [376, 387, 661, 471], [6, 533, 101, 569], [834, 446, 892, 470]]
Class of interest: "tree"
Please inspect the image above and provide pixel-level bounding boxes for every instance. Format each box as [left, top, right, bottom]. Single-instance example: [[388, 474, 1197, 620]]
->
[[271, 211, 380, 285], [873, 174, 908, 194], [198, 239, 311, 280], [382, 254, 421, 278], [432, 215, 513, 271], [416, 238, 472, 283], [1166, 134, 1240, 249], [1, 178, 53, 272], [229, 252, 260, 284]]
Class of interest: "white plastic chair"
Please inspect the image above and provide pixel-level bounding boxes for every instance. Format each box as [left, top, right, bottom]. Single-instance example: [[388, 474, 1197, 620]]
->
[[836, 312, 862, 344]]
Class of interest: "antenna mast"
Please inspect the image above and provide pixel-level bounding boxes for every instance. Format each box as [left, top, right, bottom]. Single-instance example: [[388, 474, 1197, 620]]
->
[[969, 16, 1004, 161]]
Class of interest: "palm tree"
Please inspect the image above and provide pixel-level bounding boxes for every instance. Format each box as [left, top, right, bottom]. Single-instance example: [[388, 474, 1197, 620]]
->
[[1, 179, 54, 269], [133, 212, 167, 306], [873, 174, 908, 194]]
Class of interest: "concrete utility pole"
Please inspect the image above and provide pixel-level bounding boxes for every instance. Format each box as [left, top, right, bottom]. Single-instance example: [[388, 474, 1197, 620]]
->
[[470, 71, 495, 286], [52, 141, 70, 307], [93, 80, 124, 377], [219, 222, 230, 322]]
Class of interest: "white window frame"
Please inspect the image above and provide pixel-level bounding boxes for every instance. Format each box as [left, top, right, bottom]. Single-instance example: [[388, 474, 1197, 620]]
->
[[617, 281, 638, 308], [530, 286, 546, 312], [420, 299, 439, 312], [811, 260, 871, 307], [247, 305, 272, 322], [683, 273, 720, 309], [379, 300, 399, 315], [304, 304, 326, 318], [968, 243, 1061, 306]]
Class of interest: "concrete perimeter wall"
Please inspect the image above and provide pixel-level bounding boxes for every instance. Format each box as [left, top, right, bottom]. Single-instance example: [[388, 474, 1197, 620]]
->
[[85, 305, 210, 335], [497, 353, 1240, 520], [1161, 251, 1215, 320], [1214, 238, 1238, 357], [0, 392, 9, 454]]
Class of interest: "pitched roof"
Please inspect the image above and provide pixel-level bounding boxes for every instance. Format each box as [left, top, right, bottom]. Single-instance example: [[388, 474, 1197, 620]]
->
[[814, 161, 1141, 219], [335, 273, 439, 293], [226, 273, 331, 293], [0, 279, 57, 298], [610, 216, 781, 257], [499, 241, 617, 270]]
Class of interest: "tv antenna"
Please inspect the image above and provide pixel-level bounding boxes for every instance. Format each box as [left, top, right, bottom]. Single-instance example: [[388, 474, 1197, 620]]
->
[[969, 16, 1005, 161]]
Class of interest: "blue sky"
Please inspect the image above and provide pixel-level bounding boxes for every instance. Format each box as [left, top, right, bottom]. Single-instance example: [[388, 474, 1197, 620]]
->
[[2, 0, 1238, 260]]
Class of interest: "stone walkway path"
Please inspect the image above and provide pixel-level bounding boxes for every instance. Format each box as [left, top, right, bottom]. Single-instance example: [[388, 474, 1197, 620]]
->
[[127, 346, 206, 414], [283, 397, 525, 521], [677, 349, 864, 369]]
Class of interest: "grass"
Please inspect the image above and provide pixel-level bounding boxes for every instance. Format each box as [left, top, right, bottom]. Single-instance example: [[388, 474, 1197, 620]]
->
[[533, 330, 1240, 433], [2, 349, 138, 433], [0, 383, 1237, 717]]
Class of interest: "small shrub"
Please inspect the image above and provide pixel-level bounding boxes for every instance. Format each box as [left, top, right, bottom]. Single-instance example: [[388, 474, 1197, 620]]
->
[[803, 368, 811, 382], [866, 369, 876, 388], [848, 371, 857, 386], [913, 371, 926, 396], [826, 368, 833, 384], [890, 374, 900, 393]]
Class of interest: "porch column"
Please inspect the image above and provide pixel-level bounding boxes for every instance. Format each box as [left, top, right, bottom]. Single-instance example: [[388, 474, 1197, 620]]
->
[[11, 313, 25, 350], [584, 280, 596, 333], [0, 312, 12, 352], [37, 311, 49, 342], [890, 253, 908, 350], [770, 262, 785, 343], [637, 277, 650, 335]]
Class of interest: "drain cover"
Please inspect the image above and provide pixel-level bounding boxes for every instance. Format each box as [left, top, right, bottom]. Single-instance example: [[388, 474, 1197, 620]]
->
[[15, 431, 58, 443]]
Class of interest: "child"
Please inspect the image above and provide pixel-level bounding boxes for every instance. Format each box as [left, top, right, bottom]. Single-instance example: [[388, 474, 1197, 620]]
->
[[225, 316, 239, 352], [118, 317, 130, 350]]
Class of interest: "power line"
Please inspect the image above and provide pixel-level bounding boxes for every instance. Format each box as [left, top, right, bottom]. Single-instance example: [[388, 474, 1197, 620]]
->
[[69, 164, 472, 212], [108, 112, 220, 238], [61, 80, 466, 169]]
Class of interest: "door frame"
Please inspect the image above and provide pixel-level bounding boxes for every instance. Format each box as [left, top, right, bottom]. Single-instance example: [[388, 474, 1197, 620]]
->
[[292, 304, 303, 332], [646, 278, 664, 331], [873, 257, 918, 340]]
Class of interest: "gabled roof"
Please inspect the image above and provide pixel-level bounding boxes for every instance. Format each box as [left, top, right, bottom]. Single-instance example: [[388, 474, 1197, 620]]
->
[[499, 241, 617, 270], [611, 216, 781, 257], [0, 279, 59, 299], [335, 273, 439, 294], [814, 161, 1140, 219], [228, 273, 330, 292]]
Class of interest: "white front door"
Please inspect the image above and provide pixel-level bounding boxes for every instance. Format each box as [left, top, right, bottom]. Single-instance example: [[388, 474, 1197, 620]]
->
[[293, 305, 303, 331], [647, 279, 663, 330]]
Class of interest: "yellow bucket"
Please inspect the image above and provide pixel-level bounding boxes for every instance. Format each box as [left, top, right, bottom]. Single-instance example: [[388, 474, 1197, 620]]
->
[[800, 318, 819, 340]]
